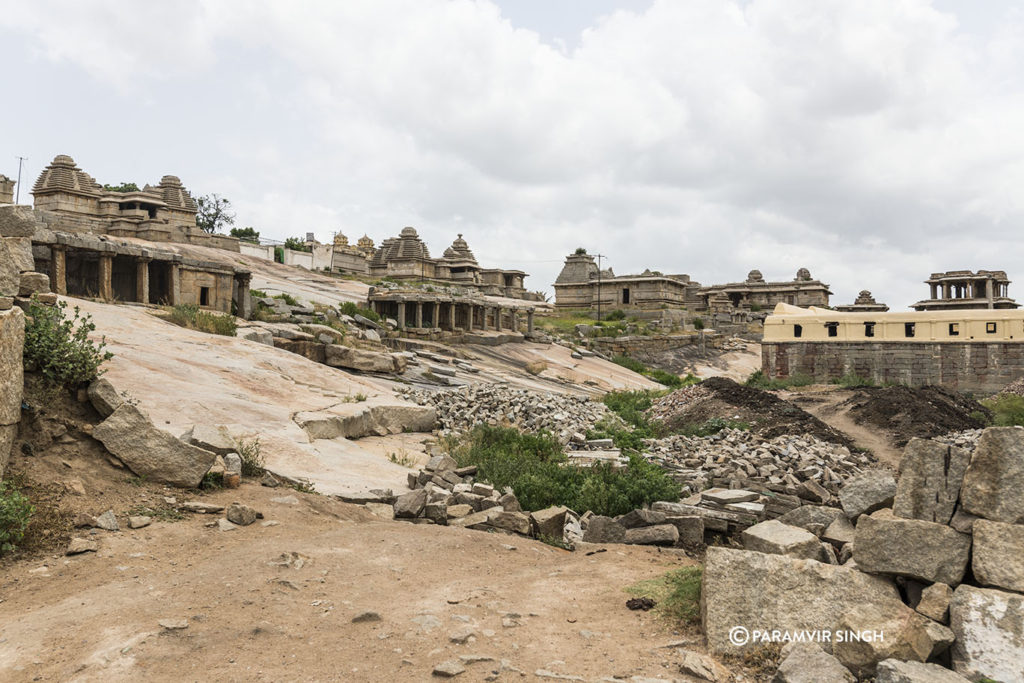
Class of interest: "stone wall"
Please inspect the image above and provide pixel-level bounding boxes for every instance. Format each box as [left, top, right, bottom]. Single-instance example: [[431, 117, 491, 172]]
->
[[589, 333, 722, 357], [762, 341, 1024, 393], [0, 308, 24, 477]]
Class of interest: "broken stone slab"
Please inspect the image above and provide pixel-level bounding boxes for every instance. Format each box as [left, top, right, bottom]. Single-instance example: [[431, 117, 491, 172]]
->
[[701, 489, 759, 506], [874, 659, 970, 683], [324, 344, 405, 374], [832, 602, 952, 677], [353, 314, 381, 330], [86, 378, 123, 418], [530, 506, 569, 540], [18, 271, 50, 296], [853, 511, 971, 586], [335, 489, 396, 505], [238, 327, 274, 345], [92, 404, 217, 488], [773, 642, 855, 683], [916, 582, 952, 623], [960, 426, 1024, 524], [702, 546, 906, 656], [617, 508, 667, 529], [796, 479, 831, 504], [181, 501, 225, 514], [624, 524, 678, 546], [294, 402, 435, 440], [128, 515, 152, 529], [394, 489, 426, 519], [582, 516, 625, 544], [677, 649, 730, 682], [446, 503, 472, 519], [95, 509, 119, 531], [664, 515, 704, 545], [481, 510, 530, 535], [971, 518, 1024, 593], [777, 505, 845, 536], [181, 424, 236, 456], [839, 470, 896, 520], [892, 438, 970, 525], [424, 502, 448, 526], [950, 584, 1024, 683], [821, 516, 855, 547], [741, 519, 825, 561]]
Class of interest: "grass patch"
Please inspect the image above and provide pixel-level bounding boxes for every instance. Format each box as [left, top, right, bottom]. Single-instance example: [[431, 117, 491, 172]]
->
[[447, 425, 680, 517], [832, 372, 876, 388], [199, 471, 224, 490], [524, 360, 548, 376], [387, 449, 417, 467], [745, 370, 814, 390], [126, 504, 186, 523], [273, 292, 300, 306], [166, 304, 237, 336], [0, 479, 34, 556], [982, 393, 1024, 426], [611, 355, 698, 389], [626, 566, 703, 626], [250, 289, 268, 299], [339, 301, 380, 322]]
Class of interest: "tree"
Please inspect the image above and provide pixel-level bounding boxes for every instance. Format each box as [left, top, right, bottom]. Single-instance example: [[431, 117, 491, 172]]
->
[[283, 236, 312, 253], [196, 194, 236, 234], [103, 182, 140, 193], [574, 247, 587, 255], [229, 226, 260, 243]]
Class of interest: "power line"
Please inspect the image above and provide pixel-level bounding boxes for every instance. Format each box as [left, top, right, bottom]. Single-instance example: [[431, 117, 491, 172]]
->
[[15, 156, 27, 204], [594, 253, 606, 322]]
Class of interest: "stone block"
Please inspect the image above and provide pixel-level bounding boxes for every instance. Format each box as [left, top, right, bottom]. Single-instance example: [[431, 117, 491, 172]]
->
[[86, 378, 123, 418], [874, 659, 970, 683], [853, 511, 971, 586], [0, 308, 24, 428], [664, 515, 704, 545], [530, 506, 569, 539], [702, 547, 906, 655], [18, 271, 50, 296], [971, 518, 1024, 593], [582, 515, 625, 544], [950, 584, 1024, 682], [916, 582, 952, 623], [892, 438, 969, 524], [960, 426, 1024, 524], [821, 515, 855, 546], [182, 424, 236, 455], [741, 519, 825, 561], [777, 505, 844, 535], [832, 603, 949, 677], [623, 524, 678, 546], [773, 642, 854, 683], [4, 237, 34, 272], [617, 508, 666, 529], [393, 489, 426, 518], [92, 404, 216, 488], [839, 470, 896, 520]]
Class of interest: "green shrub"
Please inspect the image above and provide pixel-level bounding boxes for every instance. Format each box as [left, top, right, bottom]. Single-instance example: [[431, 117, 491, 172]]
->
[[236, 437, 265, 477], [832, 372, 875, 388], [339, 301, 380, 322], [606, 309, 626, 321], [250, 289, 268, 299], [23, 299, 113, 388], [448, 425, 680, 517], [283, 237, 312, 253], [982, 394, 1024, 427], [273, 292, 300, 306], [0, 480, 33, 555], [611, 356, 684, 388], [645, 368, 684, 388], [692, 317, 705, 330], [627, 567, 703, 626], [612, 355, 646, 374], [166, 304, 237, 336]]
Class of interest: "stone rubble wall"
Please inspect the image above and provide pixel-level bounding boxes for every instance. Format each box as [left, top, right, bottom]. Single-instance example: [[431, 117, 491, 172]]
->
[[764, 340, 1024, 393]]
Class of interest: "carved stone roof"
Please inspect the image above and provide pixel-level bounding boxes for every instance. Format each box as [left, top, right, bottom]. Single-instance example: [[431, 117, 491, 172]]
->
[[32, 155, 102, 196], [157, 175, 197, 211], [795, 268, 812, 281], [442, 233, 478, 264], [334, 232, 350, 247], [374, 227, 430, 263], [358, 235, 374, 249], [747, 269, 764, 283]]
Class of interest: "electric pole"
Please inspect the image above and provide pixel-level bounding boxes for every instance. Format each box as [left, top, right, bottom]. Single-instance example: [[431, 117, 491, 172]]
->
[[15, 156, 27, 204], [595, 253, 606, 321]]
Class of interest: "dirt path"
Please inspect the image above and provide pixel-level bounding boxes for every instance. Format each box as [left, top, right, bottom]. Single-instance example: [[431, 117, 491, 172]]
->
[[0, 483, 702, 683], [780, 387, 902, 467]]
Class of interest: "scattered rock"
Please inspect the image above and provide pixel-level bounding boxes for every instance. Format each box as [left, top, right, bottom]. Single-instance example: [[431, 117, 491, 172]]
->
[[260, 472, 281, 488], [182, 501, 225, 514], [225, 502, 259, 526], [181, 424, 236, 455], [773, 642, 854, 683], [394, 489, 427, 519], [832, 602, 948, 677], [128, 516, 152, 529], [624, 524, 678, 546], [582, 516, 625, 544], [741, 519, 825, 561], [432, 659, 466, 678], [971, 518, 1024, 593], [217, 518, 237, 532], [158, 619, 189, 630], [65, 538, 97, 555], [95, 509, 119, 531], [530, 506, 569, 539], [677, 650, 728, 683], [270, 495, 300, 505], [87, 379, 124, 418]]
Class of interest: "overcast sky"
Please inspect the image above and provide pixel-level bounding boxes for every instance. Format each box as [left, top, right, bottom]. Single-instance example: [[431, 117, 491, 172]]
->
[[3, 0, 1023, 310]]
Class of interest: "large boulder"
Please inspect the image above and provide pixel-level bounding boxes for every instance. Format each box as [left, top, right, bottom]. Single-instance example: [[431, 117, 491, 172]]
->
[[617, 508, 666, 529], [0, 240, 19, 297], [702, 547, 906, 655], [0, 308, 25, 429], [623, 524, 678, 546], [324, 344, 405, 374], [950, 584, 1024, 682], [892, 438, 970, 524], [181, 424, 236, 455], [971, 519, 1024, 593], [853, 511, 971, 586], [393, 489, 426, 518], [4, 237, 34, 272], [92, 404, 217, 487], [839, 470, 897, 520], [960, 426, 1024, 524], [530, 506, 569, 539], [874, 659, 970, 683], [741, 520, 825, 561], [19, 271, 50, 296], [0, 205, 38, 238], [86, 378, 123, 418], [773, 642, 854, 683], [582, 516, 625, 543]]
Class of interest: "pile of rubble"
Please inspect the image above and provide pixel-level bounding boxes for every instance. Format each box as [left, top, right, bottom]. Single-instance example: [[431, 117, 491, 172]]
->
[[398, 385, 608, 441], [998, 376, 1024, 397], [936, 428, 984, 452], [643, 428, 874, 498], [645, 384, 711, 422], [703, 427, 1024, 681]]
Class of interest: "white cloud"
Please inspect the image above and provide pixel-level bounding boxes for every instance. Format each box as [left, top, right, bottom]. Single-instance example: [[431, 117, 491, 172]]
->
[[3, 0, 1024, 309]]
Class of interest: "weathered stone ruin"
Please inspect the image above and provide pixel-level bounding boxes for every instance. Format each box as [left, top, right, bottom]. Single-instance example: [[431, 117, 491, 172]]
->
[[835, 289, 889, 312], [912, 269, 1019, 311]]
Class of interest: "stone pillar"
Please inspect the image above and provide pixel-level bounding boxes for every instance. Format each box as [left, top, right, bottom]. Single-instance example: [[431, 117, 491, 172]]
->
[[169, 264, 181, 305], [512, 310, 519, 332], [930, 283, 937, 300], [235, 273, 252, 319], [482, 307, 490, 331], [942, 282, 950, 299], [98, 253, 113, 301], [136, 258, 150, 304], [527, 309, 534, 336], [397, 301, 406, 329], [466, 305, 474, 331], [51, 246, 67, 296], [415, 302, 423, 328], [447, 302, 455, 331]]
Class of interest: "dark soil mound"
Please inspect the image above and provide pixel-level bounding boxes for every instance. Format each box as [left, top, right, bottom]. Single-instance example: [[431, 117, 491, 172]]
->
[[655, 377, 855, 448], [843, 385, 990, 447]]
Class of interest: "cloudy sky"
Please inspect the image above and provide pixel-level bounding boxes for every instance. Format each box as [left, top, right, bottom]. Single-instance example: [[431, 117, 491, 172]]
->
[[2, 0, 1023, 310]]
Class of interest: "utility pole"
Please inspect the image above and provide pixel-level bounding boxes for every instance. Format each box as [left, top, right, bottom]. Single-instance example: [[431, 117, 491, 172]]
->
[[15, 156, 27, 204], [595, 253, 606, 321]]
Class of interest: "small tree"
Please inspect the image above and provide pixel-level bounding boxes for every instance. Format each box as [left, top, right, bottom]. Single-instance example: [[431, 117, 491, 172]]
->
[[574, 247, 587, 255], [230, 226, 260, 242], [23, 299, 113, 388], [196, 194, 236, 234], [283, 237, 312, 253]]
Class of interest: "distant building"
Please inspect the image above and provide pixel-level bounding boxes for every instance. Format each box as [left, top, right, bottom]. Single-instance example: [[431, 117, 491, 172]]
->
[[697, 269, 831, 312], [835, 290, 889, 313], [552, 252, 701, 310], [911, 270, 1018, 311]]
